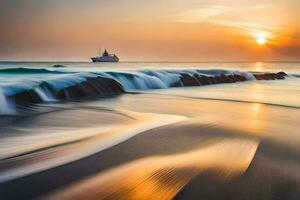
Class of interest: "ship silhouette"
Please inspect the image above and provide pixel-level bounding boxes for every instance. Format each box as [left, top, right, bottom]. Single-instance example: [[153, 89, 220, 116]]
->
[[91, 48, 119, 62]]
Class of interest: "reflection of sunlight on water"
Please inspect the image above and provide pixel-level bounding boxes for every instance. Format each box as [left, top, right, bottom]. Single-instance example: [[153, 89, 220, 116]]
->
[[252, 103, 261, 114], [250, 83, 264, 102], [247, 103, 263, 133], [247, 84, 265, 133], [45, 139, 258, 200], [254, 62, 264, 72]]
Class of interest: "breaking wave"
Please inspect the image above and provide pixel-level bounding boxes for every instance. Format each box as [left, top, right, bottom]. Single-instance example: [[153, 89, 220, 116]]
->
[[0, 67, 288, 115]]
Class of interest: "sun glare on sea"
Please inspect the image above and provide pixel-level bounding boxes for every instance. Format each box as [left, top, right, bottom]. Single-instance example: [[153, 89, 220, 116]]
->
[[257, 37, 267, 45]]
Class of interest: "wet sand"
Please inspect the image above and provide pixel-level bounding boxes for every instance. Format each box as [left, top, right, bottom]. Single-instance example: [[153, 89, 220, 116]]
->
[[1, 94, 300, 199], [0, 119, 257, 200], [45, 138, 258, 200], [0, 109, 185, 184]]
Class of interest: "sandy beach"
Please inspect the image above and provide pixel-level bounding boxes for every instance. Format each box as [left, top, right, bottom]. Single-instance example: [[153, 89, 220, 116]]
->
[[0, 92, 300, 200]]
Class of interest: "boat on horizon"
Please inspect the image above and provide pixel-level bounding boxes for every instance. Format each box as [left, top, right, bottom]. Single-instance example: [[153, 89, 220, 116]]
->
[[91, 48, 119, 63]]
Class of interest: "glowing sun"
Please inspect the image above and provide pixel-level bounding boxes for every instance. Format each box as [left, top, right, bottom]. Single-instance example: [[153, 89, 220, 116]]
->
[[257, 37, 267, 45]]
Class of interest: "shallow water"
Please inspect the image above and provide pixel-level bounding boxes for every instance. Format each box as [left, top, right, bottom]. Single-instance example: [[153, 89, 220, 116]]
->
[[146, 77, 300, 108]]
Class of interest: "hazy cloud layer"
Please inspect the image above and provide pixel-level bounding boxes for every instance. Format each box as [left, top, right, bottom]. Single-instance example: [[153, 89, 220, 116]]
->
[[0, 0, 299, 61]]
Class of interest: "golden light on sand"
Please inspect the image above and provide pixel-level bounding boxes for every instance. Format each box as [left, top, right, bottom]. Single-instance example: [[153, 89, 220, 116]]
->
[[45, 139, 258, 200]]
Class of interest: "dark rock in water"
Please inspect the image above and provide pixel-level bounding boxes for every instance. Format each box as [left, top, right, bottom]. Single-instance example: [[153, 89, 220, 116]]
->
[[275, 74, 285, 80], [8, 90, 42, 104], [277, 71, 287, 76], [90, 77, 124, 96], [194, 75, 210, 85], [193, 74, 204, 86], [276, 72, 287, 79], [56, 76, 124, 100], [265, 74, 274, 80], [233, 74, 246, 82], [254, 72, 287, 80], [192, 75, 202, 85], [227, 75, 236, 83], [266, 74, 276, 80], [254, 74, 263, 80], [216, 74, 235, 83], [52, 64, 65, 68], [56, 85, 85, 99], [194, 74, 247, 85], [209, 77, 218, 84], [213, 76, 221, 83], [180, 74, 200, 86], [219, 74, 227, 83]]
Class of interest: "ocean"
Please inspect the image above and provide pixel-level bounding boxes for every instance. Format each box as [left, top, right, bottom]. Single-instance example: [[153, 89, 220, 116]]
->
[[0, 61, 300, 199], [0, 61, 299, 111]]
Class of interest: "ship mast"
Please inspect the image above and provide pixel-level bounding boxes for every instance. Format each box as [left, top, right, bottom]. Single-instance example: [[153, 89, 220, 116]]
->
[[99, 45, 102, 56]]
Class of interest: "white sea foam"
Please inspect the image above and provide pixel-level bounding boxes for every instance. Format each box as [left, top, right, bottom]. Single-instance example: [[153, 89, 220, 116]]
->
[[0, 88, 15, 115]]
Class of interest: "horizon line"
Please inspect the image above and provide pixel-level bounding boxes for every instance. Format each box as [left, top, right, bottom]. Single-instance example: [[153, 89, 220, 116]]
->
[[1, 60, 300, 63]]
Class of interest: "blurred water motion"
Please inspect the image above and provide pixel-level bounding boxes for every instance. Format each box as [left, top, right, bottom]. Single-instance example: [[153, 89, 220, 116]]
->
[[0, 109, 185, 183], [45, 139, 258, 200]]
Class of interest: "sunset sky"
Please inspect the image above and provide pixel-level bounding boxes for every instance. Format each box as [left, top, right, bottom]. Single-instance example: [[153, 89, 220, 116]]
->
[[0, 0, 300, 61]]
